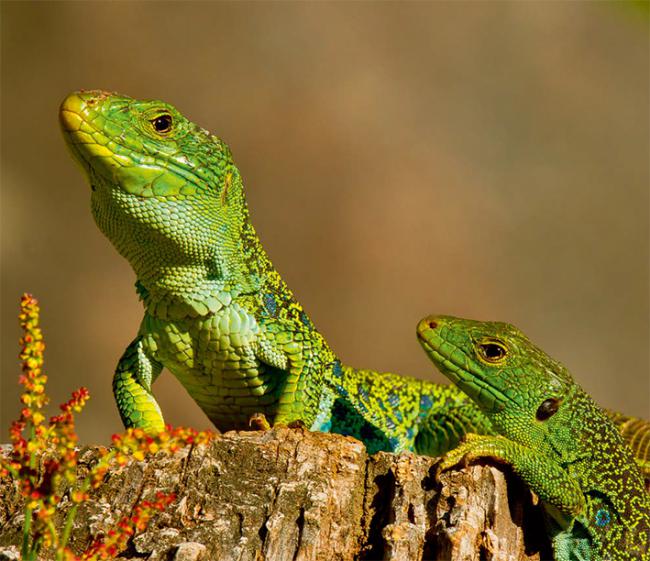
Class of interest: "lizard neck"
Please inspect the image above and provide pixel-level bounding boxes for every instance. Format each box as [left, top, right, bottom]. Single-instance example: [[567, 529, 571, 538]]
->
[[132, 212, 277, 320], [91, 179, 277, 319]]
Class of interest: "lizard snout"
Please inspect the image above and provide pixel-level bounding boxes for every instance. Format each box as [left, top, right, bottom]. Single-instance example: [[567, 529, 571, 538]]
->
[[416, 316, 444, 342], [59, 90, 113, 132]]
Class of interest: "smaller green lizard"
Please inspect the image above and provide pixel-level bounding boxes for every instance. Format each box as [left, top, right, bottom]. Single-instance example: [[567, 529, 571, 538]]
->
[[417, 315, 649, 561]]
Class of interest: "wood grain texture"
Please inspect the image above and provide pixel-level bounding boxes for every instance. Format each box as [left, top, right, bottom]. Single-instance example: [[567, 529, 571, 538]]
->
[[0, 428, 551, 560]]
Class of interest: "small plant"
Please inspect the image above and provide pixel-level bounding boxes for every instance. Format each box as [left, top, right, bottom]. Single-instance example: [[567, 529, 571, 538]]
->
[[0, 294, 213, 560]]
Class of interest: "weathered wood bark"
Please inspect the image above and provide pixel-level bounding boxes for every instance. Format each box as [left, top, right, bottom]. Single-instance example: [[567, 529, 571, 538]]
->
[[0, 428, 551, 561]]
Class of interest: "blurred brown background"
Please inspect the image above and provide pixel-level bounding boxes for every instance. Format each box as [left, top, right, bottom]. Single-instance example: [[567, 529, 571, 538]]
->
[[1, 2, 648, 444]]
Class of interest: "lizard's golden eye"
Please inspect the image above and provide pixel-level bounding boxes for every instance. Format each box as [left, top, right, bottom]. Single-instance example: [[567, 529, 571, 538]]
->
[[536, 398, 560, 421], [477, 341, 507, 363], [151, 114, 173, 134]]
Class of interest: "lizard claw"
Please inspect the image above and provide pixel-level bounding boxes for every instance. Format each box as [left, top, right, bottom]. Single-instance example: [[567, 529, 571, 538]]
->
[[248, 412, 271, 431], [437, 433, 487, 475]]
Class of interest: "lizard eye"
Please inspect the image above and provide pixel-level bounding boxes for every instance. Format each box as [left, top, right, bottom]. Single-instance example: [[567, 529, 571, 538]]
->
[[536, 398, 560, 421], [477, 341, 507, 363], [151, 114, 173, 134]]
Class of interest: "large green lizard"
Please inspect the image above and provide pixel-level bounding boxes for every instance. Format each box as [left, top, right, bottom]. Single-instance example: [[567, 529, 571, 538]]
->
[[59, 89, 492, 455], [59, 90, 648, 466], [417, 315, 649, 561]]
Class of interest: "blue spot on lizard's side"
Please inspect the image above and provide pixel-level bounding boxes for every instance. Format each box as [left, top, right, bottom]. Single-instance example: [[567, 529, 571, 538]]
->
[[595, 509, 611, 528], [331, 360, 344, 380], [299, 310, 314, 328], [263, 293, 278, 317]]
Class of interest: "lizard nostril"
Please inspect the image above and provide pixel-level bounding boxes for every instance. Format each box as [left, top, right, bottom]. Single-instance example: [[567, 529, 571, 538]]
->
[[427, 320, 438, 329]]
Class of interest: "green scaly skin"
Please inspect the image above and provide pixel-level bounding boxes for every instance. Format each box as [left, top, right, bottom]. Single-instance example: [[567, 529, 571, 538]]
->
[[417, 315, 650, 561], [605, 410, 650, 485], [59, 90, 492, 454]]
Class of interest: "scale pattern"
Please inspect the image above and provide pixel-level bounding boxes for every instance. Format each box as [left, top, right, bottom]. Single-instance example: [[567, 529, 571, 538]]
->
[[606, 409, 650, 481], [417, 315, 650, 561]]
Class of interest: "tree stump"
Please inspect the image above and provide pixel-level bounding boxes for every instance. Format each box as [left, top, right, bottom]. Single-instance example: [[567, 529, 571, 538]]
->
[[0, 428, 551, 561]]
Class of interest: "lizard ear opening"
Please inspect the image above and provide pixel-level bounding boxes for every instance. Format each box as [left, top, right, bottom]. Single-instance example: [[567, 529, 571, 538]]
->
[[536, 397, 561, 421]]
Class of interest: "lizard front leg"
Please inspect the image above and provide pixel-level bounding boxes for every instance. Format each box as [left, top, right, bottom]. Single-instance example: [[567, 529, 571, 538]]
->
[[113, 337, 165, 433], [439, 433, 586, 526], [415, 402, 495, 457], [255, 319, 329, 428]]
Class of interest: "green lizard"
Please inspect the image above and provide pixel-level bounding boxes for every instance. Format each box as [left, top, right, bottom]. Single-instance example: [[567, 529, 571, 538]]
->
[[417, 315, 650, 561], [59, 89, 492, 455], [59, 90, 649, 467]]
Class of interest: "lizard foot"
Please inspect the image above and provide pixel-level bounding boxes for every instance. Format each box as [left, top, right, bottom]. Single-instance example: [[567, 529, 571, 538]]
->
[[437, 433, 498, 476], [248, 412, 271, 431]]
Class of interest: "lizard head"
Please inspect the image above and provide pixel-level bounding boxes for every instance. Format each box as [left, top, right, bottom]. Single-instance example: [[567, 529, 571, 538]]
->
[[417, 315, 579, 451], [60, 90, 249, 289]]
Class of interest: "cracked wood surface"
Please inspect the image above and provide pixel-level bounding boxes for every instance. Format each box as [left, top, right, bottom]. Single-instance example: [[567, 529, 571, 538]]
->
[[0, 428, 550, 561]]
